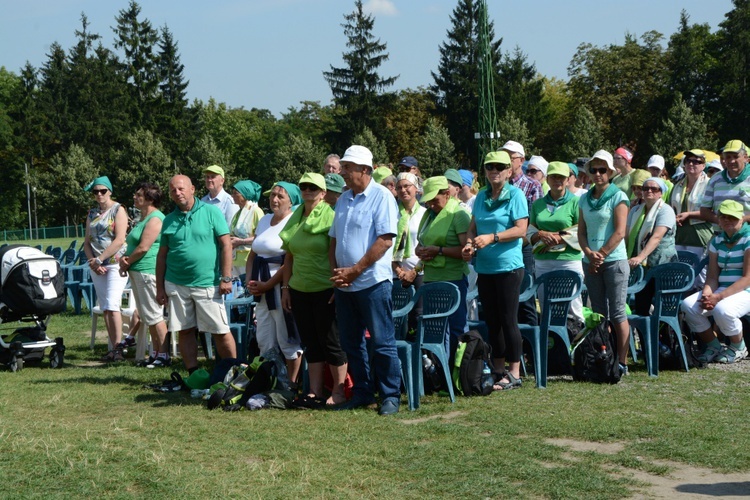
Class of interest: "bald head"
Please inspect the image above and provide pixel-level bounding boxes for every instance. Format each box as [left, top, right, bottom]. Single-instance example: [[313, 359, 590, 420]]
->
[[169, 175, 196, 211]]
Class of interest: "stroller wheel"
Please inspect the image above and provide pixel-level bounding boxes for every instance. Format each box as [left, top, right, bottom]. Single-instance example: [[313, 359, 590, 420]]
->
[[9, 355, 23, 372], [49, 348, 64, 369]]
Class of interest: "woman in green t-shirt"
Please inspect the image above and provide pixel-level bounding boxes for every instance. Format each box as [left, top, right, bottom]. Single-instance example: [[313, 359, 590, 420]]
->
[[280, 173, 348, 408], [528, 161, 583, 323], [119, 182, 168, 367], [415, 176, 470, 354]]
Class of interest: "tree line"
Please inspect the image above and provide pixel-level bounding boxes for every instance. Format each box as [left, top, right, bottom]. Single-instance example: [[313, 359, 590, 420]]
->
[[0, 0, 747, 229]]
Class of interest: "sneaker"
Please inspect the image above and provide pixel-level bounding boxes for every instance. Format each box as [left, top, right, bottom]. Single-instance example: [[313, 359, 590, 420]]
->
[[147, 356, 171, 369], [122, 336, 136, 348], [715, 345, 748, 364], [698, 344, 723, 364], [619, 363, 629, 376]]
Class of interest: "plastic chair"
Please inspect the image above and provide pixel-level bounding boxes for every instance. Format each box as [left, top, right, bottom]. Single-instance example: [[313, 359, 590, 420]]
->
[[224, 295, 255, 362], [67, 239, 78, 251], [520, 270, 582, 388], [90, 288, 148, 359], [677, 251, 700, 270], [516, 272, 537, 377], [391, 281, 417, 410], [466, 287, 488, 342], [59, 248, 77, 265], [626, 265, 646, 362], [48, 247, 62, 261], [413, 282, 460, 404]]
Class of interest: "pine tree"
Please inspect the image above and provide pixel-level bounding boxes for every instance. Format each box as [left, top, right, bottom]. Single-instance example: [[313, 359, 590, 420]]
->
[[352, 126, 389, 165], [713, 0, 750, 139], [416, 118, 457, 177], [497, 110, 533, 154], [649, 93, 714, 160], [561, 105, 606, 161], [155, 24, 191, 160], [271, 134, 326, 186], [497, 47, 547, 142], [323, 0, 398, 141], [113, 0, 160, 126], [431, 0, 502, 165]]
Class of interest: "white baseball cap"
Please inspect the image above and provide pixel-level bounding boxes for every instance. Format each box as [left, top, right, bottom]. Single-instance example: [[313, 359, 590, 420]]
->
[[340, 145, 373, 168], [501, 140, 525, 157], [647, 154, 665, 172]]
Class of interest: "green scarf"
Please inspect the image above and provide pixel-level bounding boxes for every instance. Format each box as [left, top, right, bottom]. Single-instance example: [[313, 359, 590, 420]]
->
[[722, 165, 750, 185], [418, 198, 463, 268], [585, 182, 627, 212], [721, 222, 750, 245], [543, 189, 573, 209], [395, 202, 418, 258], [626, 210, 646, 258], [279, 202, 334, 244]]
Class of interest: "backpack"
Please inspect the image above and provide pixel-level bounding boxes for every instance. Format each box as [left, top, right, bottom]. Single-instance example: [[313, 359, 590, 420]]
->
[[571, 313, 621, 384], [207, 356, 278, 411], [421, 350, 444, 394], [657, 321, 705, 370], [452, 330, 494, 396]]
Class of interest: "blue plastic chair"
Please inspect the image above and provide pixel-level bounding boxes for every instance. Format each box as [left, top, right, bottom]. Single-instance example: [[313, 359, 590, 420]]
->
[[677, 250, 700, 270], [392, 281, 417, 410], [224, 295, 255, 362], [625, 264, 646, 362], [516, 273, 537, 377], [59, 248, 77, 265], [520, 270, 582, 389], [405, 282, 460, 407]]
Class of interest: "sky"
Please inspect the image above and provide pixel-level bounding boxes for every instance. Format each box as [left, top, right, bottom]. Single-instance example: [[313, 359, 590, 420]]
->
[[0, 0, 734, 117]]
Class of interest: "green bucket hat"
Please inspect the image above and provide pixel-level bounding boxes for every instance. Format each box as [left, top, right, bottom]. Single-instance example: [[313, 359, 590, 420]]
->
[[420, 176, 449, 202]]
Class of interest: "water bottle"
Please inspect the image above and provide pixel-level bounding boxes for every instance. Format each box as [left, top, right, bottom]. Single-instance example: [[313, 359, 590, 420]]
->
[[422, 354, 436, 375], [481, 361, 494, 393], [598, 344, 609, 363]]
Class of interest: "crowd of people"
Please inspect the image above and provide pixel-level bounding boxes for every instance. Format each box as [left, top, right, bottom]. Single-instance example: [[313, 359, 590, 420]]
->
[[82, 138, 750, 414]]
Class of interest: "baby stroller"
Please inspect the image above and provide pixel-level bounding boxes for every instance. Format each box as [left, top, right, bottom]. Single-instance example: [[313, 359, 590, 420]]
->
[[0, 245, 66, 372]]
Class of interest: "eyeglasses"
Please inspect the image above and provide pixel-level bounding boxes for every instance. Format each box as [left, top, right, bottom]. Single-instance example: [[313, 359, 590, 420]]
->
[[526, 169, 541, 175], [589, 167, 609, 175], [92, 189, 109, 195], [511, 155, 524, 161], [485, 164, 508, 172], [299, 183, 320, 192], [684, 158, 705, 165], [641, 186, 661, 193]]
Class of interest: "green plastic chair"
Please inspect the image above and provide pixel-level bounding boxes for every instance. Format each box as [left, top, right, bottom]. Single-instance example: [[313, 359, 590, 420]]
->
[[392, 281, 417, 410]]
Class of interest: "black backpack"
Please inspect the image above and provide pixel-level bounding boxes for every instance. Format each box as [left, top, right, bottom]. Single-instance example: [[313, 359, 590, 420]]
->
[[452, 330, 494, 396], [571, 315, 621, 384], [657, 322, 705, 370], [421, 350, 445, 394]]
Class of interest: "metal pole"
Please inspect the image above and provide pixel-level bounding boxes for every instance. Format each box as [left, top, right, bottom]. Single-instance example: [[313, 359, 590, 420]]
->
[[33, 187, 39, 240], [25, 162, 32, 239]]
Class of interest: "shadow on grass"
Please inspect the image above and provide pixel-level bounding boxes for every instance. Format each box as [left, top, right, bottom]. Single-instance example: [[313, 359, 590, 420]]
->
[[676, 482, 750, 496]]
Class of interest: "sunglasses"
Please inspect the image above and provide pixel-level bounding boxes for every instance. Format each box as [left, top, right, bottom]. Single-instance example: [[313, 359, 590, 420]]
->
[[641, 186, 661, 193], [526, 169, 542, 175], [299, 183, 320, 192], [485, 164, 509, 172], [589, 167, 609, 175], [684, 158, 705, 165], [398, 165, 414, 172], [91, 189, 109, 195]]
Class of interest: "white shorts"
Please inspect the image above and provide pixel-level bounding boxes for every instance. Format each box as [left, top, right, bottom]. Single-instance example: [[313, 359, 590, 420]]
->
[[90, 264, 129, 311], [128, 271, 165, 326], [165, 281, 229, 334]]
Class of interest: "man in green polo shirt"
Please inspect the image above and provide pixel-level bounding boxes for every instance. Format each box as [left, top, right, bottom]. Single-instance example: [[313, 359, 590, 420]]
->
[[156, 175, 237, 374]]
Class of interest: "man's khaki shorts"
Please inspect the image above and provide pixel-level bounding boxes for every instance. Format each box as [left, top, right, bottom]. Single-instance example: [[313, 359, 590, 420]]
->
[[165, 281, 229, 334]]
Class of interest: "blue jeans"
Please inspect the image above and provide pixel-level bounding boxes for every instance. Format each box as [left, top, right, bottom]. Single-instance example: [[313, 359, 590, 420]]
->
[[335, 281, 401, 403]]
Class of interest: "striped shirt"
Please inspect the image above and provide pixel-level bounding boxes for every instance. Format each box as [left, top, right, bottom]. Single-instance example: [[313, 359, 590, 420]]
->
[[510, 172, 542, 212], [708, 232, 750, 290], [700, 171, 750, 232]]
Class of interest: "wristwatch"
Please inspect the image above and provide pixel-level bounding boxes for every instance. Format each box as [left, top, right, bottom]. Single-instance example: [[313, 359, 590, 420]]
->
[[493, 233, 499, 243], [221, 276, 232, 283], [438, 246, 444, 256]]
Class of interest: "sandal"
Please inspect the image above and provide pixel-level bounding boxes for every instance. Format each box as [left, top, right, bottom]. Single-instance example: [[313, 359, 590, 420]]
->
[[715, 345, 748, 364], [100, 348, 124, 362], [493, 372, 522, 391], [697, 344, 723, 364]]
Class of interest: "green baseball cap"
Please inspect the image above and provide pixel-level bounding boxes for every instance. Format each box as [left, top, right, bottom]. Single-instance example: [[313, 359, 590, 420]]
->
[[444, 168, 463, 186], [203, 165, 225, 177], [324, 173, 345, 193], [546, 161, 570, 178], [718, 199, 744, 219], [298, 172, 326, 191], [722, 140, 747, 154], [420, 176, 449, 202], [484, 151, 511, 166]]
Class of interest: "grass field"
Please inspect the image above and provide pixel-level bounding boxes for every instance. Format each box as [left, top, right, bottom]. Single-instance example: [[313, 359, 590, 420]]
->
[[1, 311, 748, 498]]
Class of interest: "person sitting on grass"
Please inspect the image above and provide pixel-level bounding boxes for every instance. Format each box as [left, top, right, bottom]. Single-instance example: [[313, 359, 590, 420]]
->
[[681, 200, 750, 364]]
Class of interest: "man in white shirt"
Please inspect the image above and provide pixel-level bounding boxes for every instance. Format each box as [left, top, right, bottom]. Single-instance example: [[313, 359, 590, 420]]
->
[[201, 165, 239, 228]]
